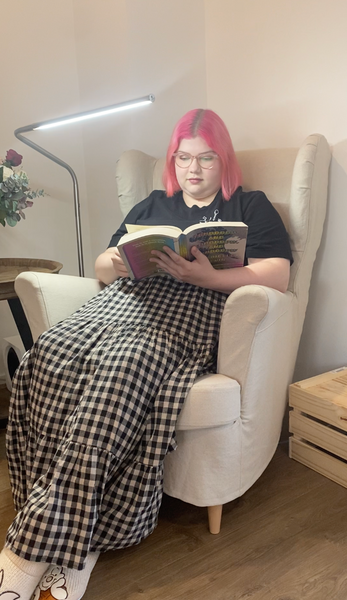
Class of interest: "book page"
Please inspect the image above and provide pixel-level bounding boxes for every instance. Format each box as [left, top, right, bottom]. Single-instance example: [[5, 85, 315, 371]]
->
[[183, 221, 246, 235], [126, 223, 182, 234]]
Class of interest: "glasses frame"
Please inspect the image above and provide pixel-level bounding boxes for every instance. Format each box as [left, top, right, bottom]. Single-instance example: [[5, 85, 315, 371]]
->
[[173, 151, 219, 170]]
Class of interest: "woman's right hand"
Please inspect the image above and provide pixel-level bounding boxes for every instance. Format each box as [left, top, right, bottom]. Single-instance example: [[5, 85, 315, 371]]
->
[[95, 247, 129, 284]]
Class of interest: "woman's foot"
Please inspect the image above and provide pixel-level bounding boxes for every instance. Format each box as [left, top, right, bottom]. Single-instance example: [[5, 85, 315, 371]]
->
[[0, 547, 48, 600], [31, 552, 99, 600]]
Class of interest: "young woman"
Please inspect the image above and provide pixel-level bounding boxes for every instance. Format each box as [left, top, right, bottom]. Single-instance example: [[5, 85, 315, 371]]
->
[[0, 109, 292, 600]]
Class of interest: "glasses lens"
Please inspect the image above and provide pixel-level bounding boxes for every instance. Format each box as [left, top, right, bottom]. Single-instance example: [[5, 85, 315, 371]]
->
[[174, 153, 218, 169], [197, 154, 217, 168], [175, 153, 192, 168]]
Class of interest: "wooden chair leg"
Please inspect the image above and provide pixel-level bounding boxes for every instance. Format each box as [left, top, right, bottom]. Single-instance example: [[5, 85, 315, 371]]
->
[[207, 505, 223, 534]]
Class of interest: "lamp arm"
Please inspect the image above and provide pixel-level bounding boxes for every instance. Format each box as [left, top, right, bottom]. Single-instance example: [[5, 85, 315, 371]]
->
[[13, 94, 155, 277], [14, 127, 85, 277]]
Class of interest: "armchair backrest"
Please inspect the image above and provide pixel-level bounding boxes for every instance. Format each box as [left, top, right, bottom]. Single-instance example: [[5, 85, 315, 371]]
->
[[115, 135, 331, 313]]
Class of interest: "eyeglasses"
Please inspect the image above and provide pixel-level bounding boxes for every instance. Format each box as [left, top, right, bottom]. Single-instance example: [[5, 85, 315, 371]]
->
[[173, 151, 219, 169]]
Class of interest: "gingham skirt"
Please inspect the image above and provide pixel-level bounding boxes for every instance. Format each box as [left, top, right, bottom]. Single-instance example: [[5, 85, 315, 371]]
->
[[6, 276, 227, 570]]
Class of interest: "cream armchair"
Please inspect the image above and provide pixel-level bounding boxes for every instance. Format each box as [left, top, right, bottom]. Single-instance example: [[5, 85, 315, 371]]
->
[[14, 134, 331, 535]]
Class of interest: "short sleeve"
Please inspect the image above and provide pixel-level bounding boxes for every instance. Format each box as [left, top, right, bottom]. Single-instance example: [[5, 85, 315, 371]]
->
[[243, 192, 293, 264], [107, 197, 155, 248], [108, 220, 128, 248]]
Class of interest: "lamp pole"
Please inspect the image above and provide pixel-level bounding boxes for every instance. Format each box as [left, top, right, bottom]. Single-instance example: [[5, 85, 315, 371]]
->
[[14, 94, 155, 277]]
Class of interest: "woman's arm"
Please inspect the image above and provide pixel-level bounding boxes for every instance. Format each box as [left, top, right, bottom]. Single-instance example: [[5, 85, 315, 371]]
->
[[150, 246, 290, 293], [95, 195, 155, 284], [95, 247, 128, 285]]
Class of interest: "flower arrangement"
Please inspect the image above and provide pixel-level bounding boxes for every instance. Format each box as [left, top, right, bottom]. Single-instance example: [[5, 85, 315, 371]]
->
[[0, 149, 45, 227]]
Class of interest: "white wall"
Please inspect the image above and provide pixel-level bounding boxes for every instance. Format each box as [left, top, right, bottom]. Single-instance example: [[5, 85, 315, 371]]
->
[[205, 0, 347, 380], [73, 0, 207, 259], [0, 0, 207, 378], [0, 0, 91, 377]]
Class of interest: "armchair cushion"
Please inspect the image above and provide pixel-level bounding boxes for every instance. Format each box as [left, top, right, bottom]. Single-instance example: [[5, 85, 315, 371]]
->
[[176, 374, 240, 431]]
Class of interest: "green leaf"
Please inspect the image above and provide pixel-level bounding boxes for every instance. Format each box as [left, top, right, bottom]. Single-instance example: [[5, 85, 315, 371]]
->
[[5, 214, 19, 227], [10, 191, 25, 201]]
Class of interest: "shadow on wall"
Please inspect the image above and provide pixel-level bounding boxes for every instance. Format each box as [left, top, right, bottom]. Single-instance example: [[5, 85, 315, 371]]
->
[[293, 139, 347, 382]]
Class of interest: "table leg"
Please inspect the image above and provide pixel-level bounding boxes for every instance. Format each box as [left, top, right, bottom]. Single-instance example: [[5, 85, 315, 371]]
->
[[7, 297, 33, 351]]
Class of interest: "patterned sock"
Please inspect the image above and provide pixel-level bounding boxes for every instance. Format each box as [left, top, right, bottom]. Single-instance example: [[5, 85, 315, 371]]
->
[[0, 547, 48, 600], [31, 552, 100, 600]]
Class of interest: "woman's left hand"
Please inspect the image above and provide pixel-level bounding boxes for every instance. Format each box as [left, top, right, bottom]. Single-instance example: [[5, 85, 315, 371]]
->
[[150, 246, 215, 287]]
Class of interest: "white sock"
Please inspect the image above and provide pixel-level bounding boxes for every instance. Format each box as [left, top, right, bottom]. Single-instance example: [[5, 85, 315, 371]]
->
[[31, 552, 100, 600], [0, 547, 48, 600]]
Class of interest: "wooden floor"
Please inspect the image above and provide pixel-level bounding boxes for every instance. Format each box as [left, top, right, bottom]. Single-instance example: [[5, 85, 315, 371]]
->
[[0, 383, 10, 428], [1, 398, 347, 599]]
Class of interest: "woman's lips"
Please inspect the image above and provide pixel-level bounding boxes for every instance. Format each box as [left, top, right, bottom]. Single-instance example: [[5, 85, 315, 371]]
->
[[188, 178, 203, 184]]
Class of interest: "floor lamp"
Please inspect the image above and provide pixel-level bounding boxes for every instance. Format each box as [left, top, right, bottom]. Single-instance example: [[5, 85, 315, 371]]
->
[[14, 94, 155, 277]]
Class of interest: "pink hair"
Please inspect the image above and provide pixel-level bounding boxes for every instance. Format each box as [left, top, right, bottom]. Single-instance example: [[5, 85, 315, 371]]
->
[[163, 109, 242, 200]]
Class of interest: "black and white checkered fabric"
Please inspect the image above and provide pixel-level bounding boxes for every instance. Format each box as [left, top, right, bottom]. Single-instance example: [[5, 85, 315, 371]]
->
[[6, 276, 227, 570]]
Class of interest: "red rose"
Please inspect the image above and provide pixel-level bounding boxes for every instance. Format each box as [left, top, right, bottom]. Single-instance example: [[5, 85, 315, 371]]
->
[[6, 149, 23, 167]]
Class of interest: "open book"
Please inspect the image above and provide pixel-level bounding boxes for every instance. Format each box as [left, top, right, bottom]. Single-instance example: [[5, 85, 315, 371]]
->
[[117, 221, 248, 280]]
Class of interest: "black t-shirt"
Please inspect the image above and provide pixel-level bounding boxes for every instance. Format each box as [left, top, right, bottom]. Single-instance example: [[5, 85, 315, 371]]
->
[[108, 188, 293, 265]]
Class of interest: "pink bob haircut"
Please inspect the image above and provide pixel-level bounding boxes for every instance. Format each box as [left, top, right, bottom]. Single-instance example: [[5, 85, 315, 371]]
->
[[163, 109, 242, 200]]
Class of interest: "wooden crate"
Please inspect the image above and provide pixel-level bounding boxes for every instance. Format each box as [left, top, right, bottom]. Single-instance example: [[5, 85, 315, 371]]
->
[[289, 367, 347, 487]]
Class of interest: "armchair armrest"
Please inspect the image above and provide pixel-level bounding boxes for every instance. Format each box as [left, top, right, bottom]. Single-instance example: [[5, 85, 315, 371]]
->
[[218, 285, 297, 490], [218, 285, 295, 388], [14, 272, 103, 342]]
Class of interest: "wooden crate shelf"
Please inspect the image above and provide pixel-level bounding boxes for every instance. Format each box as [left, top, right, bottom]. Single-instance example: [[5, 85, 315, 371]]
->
[[289, 367, 347, 487]]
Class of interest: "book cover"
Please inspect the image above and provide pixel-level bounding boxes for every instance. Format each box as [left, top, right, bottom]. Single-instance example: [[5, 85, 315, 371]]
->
[[118, 222, 247, 280], [119, 232, 178, 280]]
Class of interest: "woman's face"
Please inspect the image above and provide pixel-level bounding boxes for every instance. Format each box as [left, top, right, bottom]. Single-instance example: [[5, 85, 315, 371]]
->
[[174, 136, 222, 205]]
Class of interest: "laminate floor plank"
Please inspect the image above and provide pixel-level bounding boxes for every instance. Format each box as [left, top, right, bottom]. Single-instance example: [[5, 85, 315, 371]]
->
[[83, 454, 329, 597], [93, 480, 346, 600]]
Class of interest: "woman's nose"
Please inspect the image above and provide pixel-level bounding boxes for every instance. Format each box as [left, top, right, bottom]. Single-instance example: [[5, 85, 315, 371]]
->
[[189, 157, 201, 172]]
